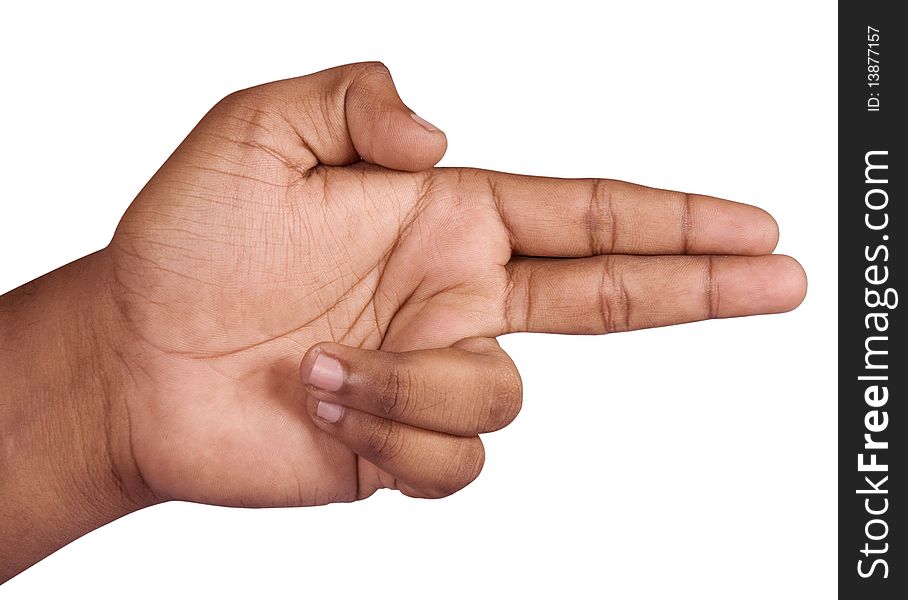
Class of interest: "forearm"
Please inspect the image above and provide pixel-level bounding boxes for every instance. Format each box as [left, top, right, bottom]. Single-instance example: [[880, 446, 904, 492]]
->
[[0, 251, 153, 582]]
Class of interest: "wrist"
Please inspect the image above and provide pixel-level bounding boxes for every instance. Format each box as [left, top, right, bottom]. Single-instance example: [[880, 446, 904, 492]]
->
[[0, 249, 156, 581]]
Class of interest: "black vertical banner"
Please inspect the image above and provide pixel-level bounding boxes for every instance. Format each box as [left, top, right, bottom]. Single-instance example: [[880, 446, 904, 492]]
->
[[839, 2, 904, 598]]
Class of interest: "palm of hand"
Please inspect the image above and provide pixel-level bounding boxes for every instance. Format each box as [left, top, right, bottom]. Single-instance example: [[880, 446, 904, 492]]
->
[[111, 121, 509, 506]]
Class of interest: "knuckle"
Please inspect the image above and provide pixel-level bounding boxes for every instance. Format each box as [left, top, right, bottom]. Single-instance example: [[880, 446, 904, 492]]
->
[[453, 336, 499, 354], [356, 60, 391, 77], [216, 88, 246, 109], [480, 361, 523, 432], [503, 261, 535, 332], [376, 359, 419, 419], [705, 255, 719, 320], [345, 62, 393, 99], [598, 256, 632, 333], [215, 86, 266, 114], [432, 439, 485, 498], [363, 419, 403, 463], [586, 179, 616, 255], [209, 87, 287, 145]]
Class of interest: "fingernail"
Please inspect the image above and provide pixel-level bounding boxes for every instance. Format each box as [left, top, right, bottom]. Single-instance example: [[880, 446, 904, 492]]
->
[[316, 401, 344, 423], [411, 112, 439, 132], [308, 353, 344, 391]]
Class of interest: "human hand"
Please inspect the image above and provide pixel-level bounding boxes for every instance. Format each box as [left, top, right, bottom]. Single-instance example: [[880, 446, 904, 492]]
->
[[0, 63, 808, 580], [103, 62, 805, 507]]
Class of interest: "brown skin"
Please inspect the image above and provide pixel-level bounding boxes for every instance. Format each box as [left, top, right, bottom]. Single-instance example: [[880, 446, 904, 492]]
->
[[0, 62, 807, 581]]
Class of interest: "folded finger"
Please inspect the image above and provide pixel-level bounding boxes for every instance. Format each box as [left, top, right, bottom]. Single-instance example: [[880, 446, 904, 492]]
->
[[299, 337, 521, 436], [305, 398, 486, 500]]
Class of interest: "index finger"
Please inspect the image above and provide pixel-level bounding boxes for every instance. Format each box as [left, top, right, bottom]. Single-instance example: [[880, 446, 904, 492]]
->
[[466, 169, 780, 257]]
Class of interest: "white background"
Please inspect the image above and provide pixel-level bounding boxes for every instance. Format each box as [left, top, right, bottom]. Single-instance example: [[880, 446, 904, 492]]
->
[[1, 1, 836, 598]]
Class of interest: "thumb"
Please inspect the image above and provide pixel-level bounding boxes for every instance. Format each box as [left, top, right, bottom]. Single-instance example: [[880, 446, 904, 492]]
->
[[224, 61, 447, 172], [342, 62, 447, 171]]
